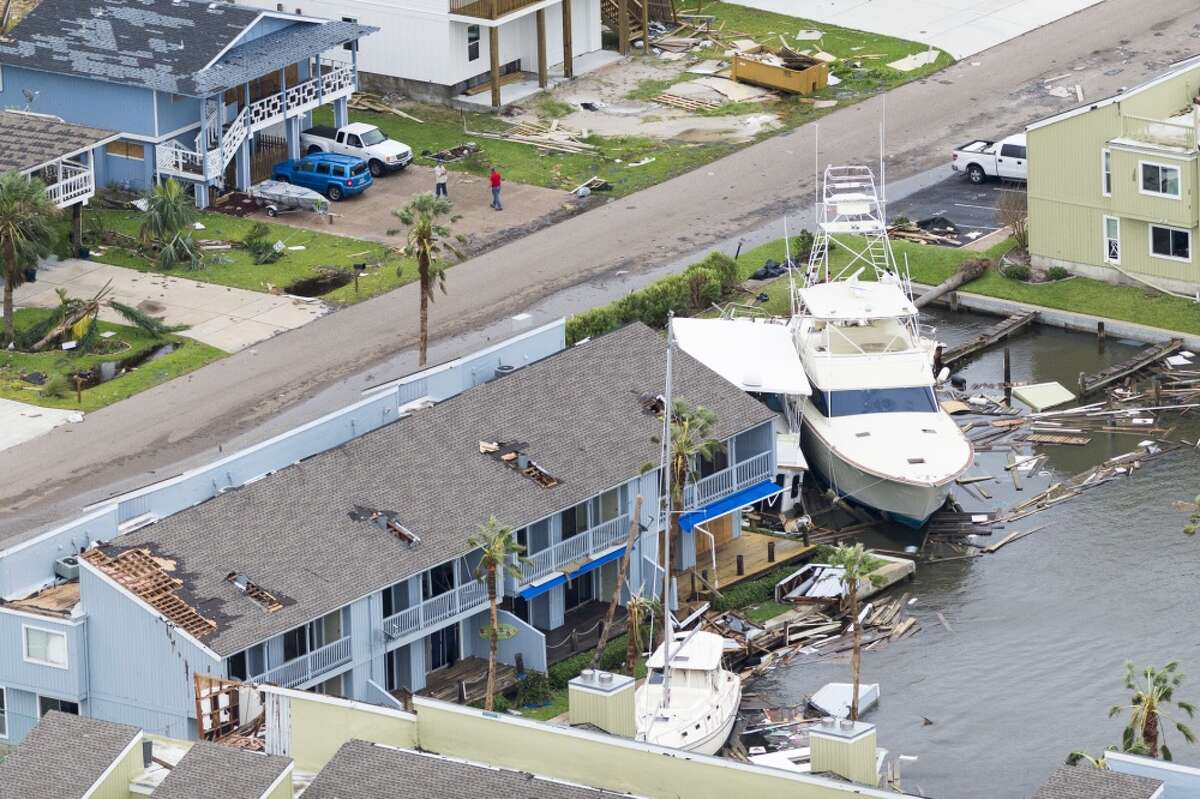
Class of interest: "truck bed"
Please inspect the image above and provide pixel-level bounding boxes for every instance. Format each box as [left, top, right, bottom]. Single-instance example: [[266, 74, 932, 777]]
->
[[301, 126, 338, 140], [955, 140, 993, 154]]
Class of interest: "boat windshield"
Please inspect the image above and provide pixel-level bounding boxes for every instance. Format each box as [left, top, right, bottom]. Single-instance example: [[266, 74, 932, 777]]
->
[[811, 386, 937, 417], [648, 668, 665, 684]]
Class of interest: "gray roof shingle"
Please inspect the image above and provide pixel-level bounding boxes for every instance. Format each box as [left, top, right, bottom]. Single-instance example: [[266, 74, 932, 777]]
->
[[154, 741, 292, 799], [0, 0, 372, 96], [1031, 765, 1163, 799], [0, 111, 115, 173], [0, 712, 141, 799], [304, 739, 639, 799], [96, 323, 776, 655]]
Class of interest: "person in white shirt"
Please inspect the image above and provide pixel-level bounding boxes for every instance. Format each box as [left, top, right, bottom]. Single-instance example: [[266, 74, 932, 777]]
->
[[434, 162, 448, 198]]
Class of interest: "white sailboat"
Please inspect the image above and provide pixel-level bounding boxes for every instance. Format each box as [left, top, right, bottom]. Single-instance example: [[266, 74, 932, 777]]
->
[[634, 316, 742, 756], [791, 165, 972, 526]]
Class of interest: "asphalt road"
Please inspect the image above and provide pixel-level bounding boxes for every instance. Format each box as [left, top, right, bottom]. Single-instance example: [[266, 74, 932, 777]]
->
[[3, 0, 1199, 539]]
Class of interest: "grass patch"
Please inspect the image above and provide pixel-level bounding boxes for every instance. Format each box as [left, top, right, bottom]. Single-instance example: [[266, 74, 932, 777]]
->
[[626, 77, 678, 101], [84, 208, 398, 303], [743, 600, 793, 623], [536, 94, 577, 120], [0, 308, 224, 411], [513, 630, 648, 722]]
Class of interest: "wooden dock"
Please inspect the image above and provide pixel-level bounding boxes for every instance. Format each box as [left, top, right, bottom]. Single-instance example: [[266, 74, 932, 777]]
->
[[940, 311, 1038, 368], [1077, 338, 1183, 396]]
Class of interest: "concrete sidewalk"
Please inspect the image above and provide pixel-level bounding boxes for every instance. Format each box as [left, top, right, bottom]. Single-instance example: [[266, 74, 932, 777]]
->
[[15, 259, 326, 353], [0, 0, 1194, 534], [0, 399, 82, 452]]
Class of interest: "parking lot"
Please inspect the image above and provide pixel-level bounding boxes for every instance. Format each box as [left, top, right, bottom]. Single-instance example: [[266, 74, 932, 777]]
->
[[887, 169, 1024, 245]]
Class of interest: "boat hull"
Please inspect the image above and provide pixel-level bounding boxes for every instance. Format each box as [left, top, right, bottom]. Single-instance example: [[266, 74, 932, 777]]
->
[[801, 418, 954, 526], [635, 673, 742, 756]]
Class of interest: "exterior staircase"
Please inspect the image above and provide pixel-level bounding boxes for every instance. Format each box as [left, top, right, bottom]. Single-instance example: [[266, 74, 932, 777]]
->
[[600, 0, 676, 42], [158, 105, 249, 184]]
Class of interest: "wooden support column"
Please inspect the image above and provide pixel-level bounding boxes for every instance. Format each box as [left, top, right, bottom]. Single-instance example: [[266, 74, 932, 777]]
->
[[561, 0, 573, 78], [536, 9, 548, 88], [617, 0, 630, 54], [70, 202, 83, 256], [489, 25, 501, 109], [640, 0, 649, 49]]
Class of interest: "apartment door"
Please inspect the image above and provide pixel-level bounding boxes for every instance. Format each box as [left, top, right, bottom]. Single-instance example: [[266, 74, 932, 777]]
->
[[564, 572, 595, 611], [429, 625, 459, 671]]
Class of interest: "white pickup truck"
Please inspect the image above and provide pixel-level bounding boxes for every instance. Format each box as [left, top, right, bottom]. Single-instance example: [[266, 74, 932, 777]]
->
[[300, 122, 412, 177], [951, 133, 1027, 183]]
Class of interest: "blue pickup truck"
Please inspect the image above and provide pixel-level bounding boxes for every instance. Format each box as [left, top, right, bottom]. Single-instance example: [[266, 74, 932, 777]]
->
[[271, 153, 372, 201]]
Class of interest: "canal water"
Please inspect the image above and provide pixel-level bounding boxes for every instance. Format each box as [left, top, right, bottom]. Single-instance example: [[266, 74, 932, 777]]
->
[[757, 307, 1200, 798]]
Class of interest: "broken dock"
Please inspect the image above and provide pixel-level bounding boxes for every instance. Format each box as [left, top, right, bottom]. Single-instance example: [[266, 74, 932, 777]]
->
[[940, 311, 1038, 368], [1077, 338, 1184, 395]]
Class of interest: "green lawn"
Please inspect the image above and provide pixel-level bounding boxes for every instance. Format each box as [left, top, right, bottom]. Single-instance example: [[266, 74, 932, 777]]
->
[[0, 308, 224, 411], [738, 235, 1200, 335], [324, 6, 949, 198], [85, 208, 401, 303], [743, 600, 793, 623]]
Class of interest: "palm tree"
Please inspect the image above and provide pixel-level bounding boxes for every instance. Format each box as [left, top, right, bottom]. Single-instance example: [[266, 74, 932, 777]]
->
[[0, 172, 58, 346], [825, 544, 885, 721], [139, 178, 199, 271], [468, 516, 527, 711], [392, 193, 464, 367], [661, 399, 723, 598], [624, 593, 660, 675], [1109, 661, 1197, 760], [1065, 751, 1108, 768]]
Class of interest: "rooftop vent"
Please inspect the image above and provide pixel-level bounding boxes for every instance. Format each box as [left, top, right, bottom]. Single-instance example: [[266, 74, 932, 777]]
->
[[480, 441, 560, 488], [349, 506, 422, 547], [225, 572, 283, 612], [907, 457, 926, 465]]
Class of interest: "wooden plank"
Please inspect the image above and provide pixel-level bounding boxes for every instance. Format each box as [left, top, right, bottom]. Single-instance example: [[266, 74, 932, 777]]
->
[[1029, 432, 1092, 446], [653, 92, 721, 110], [941, 311, 1038, 367], [1078, 338, 1184, 395]]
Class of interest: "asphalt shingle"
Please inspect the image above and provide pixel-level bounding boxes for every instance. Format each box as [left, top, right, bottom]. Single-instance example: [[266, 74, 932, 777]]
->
[[0, 712, 141, 799], [0, 110, 115, 173], [96, 323, 776, 655], [304, 739, 639, 799], [153, 741, 292, 799], [1031, 765, 1163, 799]]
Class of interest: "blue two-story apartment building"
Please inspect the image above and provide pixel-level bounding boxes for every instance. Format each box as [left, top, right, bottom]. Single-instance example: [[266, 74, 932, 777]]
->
[[0, 322, 784, 744], [0, 0, 374, 207]]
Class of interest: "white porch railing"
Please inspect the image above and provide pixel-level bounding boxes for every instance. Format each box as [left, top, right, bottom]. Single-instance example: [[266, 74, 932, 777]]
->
[[250, 635, 352, 689], [157, 109, 250, 183], [383, 579, 491, 642], [249, 61, 355, 131], [518, 513, 630, 585], [684, 451, 773, 509], [42, 161, 94, 208]]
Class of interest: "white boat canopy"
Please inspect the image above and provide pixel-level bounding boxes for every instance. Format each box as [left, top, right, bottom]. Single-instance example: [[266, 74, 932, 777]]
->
[[673, 318, 811, 396], [798, 279, 916, 321], [646, 630, 726, 671]]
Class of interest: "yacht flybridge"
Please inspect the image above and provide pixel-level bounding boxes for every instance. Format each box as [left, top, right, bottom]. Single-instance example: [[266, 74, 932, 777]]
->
[[792, 165, 973, 526]]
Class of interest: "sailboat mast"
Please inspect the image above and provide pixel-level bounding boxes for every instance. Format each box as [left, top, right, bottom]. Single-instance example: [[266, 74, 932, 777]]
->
[[661, 313, 675, 707]]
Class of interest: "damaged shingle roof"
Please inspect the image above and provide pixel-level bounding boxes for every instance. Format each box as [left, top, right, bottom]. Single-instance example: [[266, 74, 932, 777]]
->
[[304, 740, 641, 799], [97, 323, 776, 656], [1031, 766, 1163, 799], [0, 110, 116, 173], [0, 712, 141, 799], [0, 0, 374, 96], [154, 742, 292, 799]]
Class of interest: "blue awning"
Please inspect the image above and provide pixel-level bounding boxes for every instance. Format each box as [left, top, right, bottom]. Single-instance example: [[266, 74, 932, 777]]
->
[[518, 546, 627, 601], [679, 480, 784, 533]]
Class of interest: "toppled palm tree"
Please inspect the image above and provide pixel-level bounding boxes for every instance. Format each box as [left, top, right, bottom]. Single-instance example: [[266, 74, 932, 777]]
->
[[624, 593, 660, 675]]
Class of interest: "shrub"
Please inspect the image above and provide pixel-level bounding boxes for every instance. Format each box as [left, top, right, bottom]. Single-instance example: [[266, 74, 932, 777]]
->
[[243, 222, 283, 265], [1046, 265, 1071, 282], [547, 631, 640, 689], [710, 564, 798, 612], [792, 229, 815, 260], [515, 670, 553, 707], [40, 375, 71, 399], [1001, 262, 1031, 282]]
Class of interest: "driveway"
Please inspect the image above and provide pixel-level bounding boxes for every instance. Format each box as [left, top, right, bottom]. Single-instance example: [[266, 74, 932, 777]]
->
[[270, 164, 572, 249], [887, 170, 1025, 242], [727, 0, 1105, 58], [15, 259, 325, 353]]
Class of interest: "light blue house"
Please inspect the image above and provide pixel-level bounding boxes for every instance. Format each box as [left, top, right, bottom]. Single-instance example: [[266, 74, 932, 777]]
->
[[0, 0, 374, 207], [0, 321, 787, 744]]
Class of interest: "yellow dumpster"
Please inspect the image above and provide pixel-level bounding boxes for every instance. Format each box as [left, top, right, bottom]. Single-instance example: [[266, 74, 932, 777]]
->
[[730, 46, 829, 95]]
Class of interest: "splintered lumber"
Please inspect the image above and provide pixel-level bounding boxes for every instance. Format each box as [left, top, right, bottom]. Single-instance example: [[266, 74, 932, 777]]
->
[[940, 311, 1038, 367], [985, 525, 1048, 553], [653, 92, 721, 110], [1078, 339, 1184, 396], [348, 92, 425, 123], [1028, 432, 1092, 446]]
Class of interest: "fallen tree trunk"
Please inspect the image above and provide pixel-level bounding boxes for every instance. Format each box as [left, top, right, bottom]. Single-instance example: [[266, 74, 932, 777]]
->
[[913, 258, 989, 309]]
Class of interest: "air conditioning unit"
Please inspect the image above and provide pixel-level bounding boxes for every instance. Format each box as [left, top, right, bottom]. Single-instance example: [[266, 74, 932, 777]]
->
[[54, 555, 80, 580]]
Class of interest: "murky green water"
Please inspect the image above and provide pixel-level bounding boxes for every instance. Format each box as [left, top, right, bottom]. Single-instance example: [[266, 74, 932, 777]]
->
[[758, 307, 1200, 798]]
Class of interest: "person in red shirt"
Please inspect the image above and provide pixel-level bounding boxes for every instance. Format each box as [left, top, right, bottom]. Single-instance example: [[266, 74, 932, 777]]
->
[[489, 167, 503, 211]]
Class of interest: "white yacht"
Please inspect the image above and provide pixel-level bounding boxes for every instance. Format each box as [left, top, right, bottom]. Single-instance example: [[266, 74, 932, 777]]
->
[[792, 166, 972, 526], [634, 630, 742, 755]]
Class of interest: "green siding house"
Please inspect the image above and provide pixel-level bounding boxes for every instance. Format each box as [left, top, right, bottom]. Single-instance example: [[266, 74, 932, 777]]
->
[[1027, 55, 1200, 294]]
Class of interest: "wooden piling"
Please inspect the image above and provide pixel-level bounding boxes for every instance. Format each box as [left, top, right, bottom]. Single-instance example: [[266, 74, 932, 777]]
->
[[736, 554, 744, 576], [767, 541, 776, 563], [1003, 347, 1012, 406]]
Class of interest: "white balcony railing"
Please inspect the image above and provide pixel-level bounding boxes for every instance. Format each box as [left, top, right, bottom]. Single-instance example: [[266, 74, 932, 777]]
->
[[1122, 113, 1198, 150], [383, 579, 491, 642], [518, 513, 630, 586], [43, 162, 94, 208], [684, 451, 773, 509], [250, 635, 352, 689], [249, 61, 355, 131]]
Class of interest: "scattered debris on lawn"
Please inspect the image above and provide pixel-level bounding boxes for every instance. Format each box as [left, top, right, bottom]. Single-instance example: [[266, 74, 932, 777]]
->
[[887, 48, 940, 72], [348, 92, 425, 123], [420, 142, 479, 163]]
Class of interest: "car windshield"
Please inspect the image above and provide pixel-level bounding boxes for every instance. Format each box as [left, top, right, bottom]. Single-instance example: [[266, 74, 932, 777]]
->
[[350, 162, 368, 176], [360, 128, 386, 145]]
